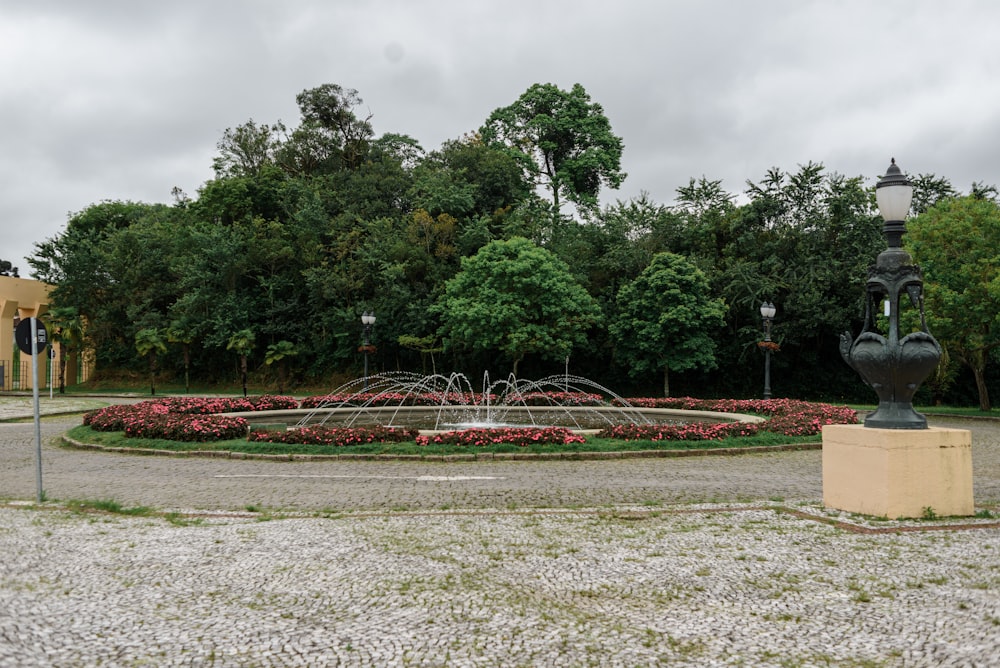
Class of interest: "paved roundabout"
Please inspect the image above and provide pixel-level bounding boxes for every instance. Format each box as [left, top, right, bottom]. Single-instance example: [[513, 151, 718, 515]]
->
[[1, 398, 999, 666]]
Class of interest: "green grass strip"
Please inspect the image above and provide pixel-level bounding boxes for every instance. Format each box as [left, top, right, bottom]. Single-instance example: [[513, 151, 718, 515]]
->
[[66, 424, 818, 457]]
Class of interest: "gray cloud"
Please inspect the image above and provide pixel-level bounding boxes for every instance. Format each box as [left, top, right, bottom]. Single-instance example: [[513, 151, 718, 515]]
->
[[3, 0, 999, 273]]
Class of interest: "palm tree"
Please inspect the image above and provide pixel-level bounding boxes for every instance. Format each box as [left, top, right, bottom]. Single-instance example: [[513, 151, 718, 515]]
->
[[265, 340, 298, 393], [46, 306, 84, 393], [227, 329, 256, 397], [134, 328, 167, 395], [166, 322, 195, 394]]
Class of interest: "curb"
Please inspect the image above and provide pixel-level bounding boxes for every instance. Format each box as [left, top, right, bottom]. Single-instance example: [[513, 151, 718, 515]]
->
[[61, 434, 821, 461]]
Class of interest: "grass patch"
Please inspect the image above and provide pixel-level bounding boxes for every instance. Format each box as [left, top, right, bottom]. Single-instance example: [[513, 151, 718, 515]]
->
[[66, 424, 819, 457], [65, 498, 153, 516]]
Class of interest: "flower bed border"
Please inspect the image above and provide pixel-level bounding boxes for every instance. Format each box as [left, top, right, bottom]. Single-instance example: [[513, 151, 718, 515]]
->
[[79, 394, 856, 449]]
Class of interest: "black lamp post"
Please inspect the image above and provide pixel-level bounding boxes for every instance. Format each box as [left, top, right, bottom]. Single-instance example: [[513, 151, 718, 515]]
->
[[760, 301, 776, 399], [839, 159, 942, 429], [361, 311, 376, 391]]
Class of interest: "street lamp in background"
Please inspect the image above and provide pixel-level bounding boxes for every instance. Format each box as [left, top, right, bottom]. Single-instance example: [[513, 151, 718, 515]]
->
[[759, 301, 776, 399], [839, 158, 941, 428], [361, 311, 376, 391]]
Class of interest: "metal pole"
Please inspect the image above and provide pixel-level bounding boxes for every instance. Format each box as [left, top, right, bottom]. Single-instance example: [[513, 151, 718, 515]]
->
[[30, 318, 43, 502], [762, 316, 772, 400], [763, 348, 772, 400], [363, 323, 370, 392]]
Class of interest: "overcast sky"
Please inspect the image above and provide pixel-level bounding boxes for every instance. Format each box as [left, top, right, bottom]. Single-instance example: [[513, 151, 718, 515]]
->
[[3, 0, 999, 275]]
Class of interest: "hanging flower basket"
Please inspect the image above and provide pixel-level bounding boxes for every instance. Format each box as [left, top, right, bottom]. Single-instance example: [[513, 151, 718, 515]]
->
[[757, 340, 781, 352]]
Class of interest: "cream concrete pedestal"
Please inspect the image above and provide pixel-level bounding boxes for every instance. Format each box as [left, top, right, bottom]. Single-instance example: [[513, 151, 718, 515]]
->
[[822, 423, 974, 519]]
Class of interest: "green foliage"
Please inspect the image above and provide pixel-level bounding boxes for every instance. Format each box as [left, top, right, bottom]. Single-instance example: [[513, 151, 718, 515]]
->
[[134, 327, 167, 395], [611, 252, 727, 396], [480, 82, 625, 219], [907, 195, 1000, 410], [46, 305, 85, 393], [434, 237, 602, 376], [227, 329, 256, 356], [25, 81, 998, 407]]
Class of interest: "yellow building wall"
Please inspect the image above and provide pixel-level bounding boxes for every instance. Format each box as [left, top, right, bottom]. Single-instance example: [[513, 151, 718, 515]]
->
[[0, 275, 89, 390]]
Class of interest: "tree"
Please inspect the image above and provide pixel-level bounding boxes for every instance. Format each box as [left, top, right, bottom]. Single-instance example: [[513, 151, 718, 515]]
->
[[227, 329, 256, 397], [433, 237, 602, 376], [907, 196, 1000, 410], [398, 334, 442, 375], [264, 340, 298, 393], [166, 321, 195, 394], [0, 259, 18, 277], [293, 84, 374, 170], [212, 119, 286, 178], [46, 306, 84, 393], [611, 252, 728, 397], [480, 83, 625, 219], [135, 328, 167, 395]]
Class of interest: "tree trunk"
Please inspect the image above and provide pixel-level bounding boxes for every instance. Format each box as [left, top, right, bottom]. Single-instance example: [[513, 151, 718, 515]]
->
[[240, 356, 248, 397], [149, 354, 157, 396], [58, 342, 67, 394], [663, 365, 670, 398], [973, 365, 991, 411]]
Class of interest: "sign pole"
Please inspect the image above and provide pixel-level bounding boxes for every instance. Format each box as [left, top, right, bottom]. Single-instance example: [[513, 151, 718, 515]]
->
[[30, 317, 43, 502]]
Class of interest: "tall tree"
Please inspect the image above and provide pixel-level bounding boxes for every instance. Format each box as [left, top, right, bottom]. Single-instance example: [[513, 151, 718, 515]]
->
[[907, 195, 1000, 410], [212, 119, 286, 178], [479, 83, 625, 220], [294, 84, 374, 171], [433, 237, 602, 376], [611, 252, 727, 397]]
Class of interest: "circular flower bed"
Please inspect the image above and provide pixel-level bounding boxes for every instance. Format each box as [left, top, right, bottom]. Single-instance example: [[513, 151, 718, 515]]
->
[[83, 395, 296, 442], [604, 398, 857, 440], [81, 395, 857, 447]]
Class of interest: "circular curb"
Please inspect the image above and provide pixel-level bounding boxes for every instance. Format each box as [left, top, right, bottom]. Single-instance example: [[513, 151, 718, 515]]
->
[[61, 433, 821, 461]]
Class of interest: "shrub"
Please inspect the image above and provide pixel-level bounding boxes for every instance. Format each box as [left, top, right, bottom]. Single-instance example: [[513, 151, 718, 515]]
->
[[415, 426, 586, 447], [124, 413, 248, 441], [602, 398, 856, 440], [249, 425, 419, 446]]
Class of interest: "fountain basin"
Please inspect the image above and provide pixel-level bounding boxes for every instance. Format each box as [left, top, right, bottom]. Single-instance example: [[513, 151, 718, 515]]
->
[[231, 406, 764, 434]]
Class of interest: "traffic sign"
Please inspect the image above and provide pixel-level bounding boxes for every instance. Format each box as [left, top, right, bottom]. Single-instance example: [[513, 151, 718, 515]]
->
[[15, 317, 48, 355]]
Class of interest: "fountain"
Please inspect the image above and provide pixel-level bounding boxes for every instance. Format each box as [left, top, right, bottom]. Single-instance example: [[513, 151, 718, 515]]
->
[[282, 372, 743, 433]]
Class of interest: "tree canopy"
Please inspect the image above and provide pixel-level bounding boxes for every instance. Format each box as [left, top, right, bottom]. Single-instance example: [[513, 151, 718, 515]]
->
[[480, 83, 625, 220], [433, 237, 602, 376], [24, 82, 998, 405], [611, 252, 727, 396], [907, 195, 1000, 410]]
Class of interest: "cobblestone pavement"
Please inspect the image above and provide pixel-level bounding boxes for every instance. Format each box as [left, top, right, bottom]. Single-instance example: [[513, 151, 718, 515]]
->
[[1, 402, 999, 666]]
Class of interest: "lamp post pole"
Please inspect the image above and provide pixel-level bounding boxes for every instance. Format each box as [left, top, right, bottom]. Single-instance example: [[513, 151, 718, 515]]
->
[[760, 301, 776, 400], [361, 311, 376, 392]]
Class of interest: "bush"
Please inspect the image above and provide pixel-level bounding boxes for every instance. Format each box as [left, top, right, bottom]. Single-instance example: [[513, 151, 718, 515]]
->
[[415, 427, 586, 447], [602, 397, 856, 440], [249, 425, 419, 446], [124, 413, 248, 441], [158, 395, 298, 414]]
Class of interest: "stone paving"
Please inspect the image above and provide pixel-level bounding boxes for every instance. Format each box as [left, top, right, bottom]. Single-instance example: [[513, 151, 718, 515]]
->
[[1, 397, 999, 666]]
